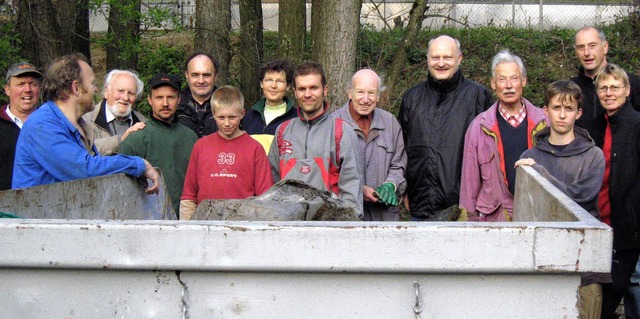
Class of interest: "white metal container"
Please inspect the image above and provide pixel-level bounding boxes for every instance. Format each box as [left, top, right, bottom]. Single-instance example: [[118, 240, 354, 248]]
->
[[0, 166, 611, 318]]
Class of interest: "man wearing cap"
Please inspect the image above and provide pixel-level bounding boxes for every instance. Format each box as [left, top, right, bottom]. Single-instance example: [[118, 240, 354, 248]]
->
[[1, 62, 42, 190], [120, 73, 198, 216], [82, 69, 147, 155]]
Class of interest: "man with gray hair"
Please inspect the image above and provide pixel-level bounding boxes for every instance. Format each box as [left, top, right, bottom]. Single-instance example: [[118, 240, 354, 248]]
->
[[398, 35, 491, 221], [83, 69, 147, 155], [332, 69, 407, 221], [572, 26, 640, 134], [459, 49, 548, 222]]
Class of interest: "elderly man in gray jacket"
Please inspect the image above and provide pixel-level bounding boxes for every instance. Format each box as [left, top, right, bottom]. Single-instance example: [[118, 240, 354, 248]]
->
[[332, 69, 407, 221], [82, 69, 147, 155]]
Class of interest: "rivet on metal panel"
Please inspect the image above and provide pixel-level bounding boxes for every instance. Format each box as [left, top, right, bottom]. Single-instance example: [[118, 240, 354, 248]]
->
[[413, 281, 423, 319], [176, 271, 190, 319]]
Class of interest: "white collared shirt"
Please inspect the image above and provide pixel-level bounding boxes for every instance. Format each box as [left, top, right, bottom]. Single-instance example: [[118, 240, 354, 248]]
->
[[5, 106, 24, 129], [104, 105, 133, 124]]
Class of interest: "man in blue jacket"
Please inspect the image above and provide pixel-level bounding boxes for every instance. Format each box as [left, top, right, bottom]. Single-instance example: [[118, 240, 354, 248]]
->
[[12, 53, 159, 192]]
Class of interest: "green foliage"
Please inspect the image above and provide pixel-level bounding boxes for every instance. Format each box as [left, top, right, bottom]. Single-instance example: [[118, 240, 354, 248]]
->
[[134, 41, 188, 116], [0, 16, 22, 105], [89, 0, 182, 69]]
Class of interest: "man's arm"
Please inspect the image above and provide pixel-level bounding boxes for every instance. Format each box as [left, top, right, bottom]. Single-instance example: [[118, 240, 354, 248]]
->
[[25, 117, 146, 181], [254, 145, 274, 196], [337, 122, 364, 219], [97, 122, 147, 155], [181, 141, 201, 206], [383, 117, 408, 195], [458, 124, 482, 219], [179, 200, 197, 220], [267, 127, 282, 183]]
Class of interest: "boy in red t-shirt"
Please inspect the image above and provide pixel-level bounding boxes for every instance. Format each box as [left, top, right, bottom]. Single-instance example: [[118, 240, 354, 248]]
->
[[179, 86, 273, 220]]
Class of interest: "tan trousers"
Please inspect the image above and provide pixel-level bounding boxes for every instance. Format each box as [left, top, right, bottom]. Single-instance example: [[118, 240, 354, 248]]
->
[[578, 283, 602, 319]]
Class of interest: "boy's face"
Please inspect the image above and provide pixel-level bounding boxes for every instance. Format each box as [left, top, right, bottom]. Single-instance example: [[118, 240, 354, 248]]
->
[[544, 95, 582, 136], [214, 106, 245, 139]]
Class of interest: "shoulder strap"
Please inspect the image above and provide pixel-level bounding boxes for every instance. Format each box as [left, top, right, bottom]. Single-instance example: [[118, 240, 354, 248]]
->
[[334, 117, 343, 163], [277, 119, 292, 150]]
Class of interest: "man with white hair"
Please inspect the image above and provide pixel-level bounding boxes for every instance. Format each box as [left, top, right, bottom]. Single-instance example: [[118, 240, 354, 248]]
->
[[332, 69, 407, 221], [83, 69, 147, 155], [459, 49, 548, 222]]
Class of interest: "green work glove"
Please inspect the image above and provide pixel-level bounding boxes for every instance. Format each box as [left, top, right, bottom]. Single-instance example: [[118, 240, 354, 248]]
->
[[374, 182, 397, 206]]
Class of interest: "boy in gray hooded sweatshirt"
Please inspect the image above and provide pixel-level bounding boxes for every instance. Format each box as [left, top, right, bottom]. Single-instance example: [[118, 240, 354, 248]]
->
[[516, 80, 605, 319]]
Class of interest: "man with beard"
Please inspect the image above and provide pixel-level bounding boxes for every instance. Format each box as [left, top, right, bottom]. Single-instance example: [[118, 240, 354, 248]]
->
[[12, 53, 159, 193], [176, 52, 218, 138], [1, 62, 42, 190], [83, 69, 147, 155], [268, 61, 363, 218], [398, 35, 491, 221], [460, 50, 547, 222]]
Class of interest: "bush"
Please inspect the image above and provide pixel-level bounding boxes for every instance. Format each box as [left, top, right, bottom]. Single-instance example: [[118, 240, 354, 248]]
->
[[0, 17, 23, 106], [134, 39, 188, 116]]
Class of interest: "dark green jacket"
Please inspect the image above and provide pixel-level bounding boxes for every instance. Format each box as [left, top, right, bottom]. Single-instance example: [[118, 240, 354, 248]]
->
[[120, 117, 198, 216]]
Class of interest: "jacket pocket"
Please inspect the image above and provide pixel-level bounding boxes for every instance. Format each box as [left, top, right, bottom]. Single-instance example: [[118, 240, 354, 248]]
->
[[475, 148, 501, 215]]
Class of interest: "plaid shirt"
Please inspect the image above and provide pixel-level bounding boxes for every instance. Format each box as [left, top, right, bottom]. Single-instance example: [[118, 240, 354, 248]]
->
[[498, 102, 527, 127]]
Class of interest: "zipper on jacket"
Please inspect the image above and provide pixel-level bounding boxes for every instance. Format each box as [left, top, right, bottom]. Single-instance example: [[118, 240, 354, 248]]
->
[[304, 121, 311, 158]]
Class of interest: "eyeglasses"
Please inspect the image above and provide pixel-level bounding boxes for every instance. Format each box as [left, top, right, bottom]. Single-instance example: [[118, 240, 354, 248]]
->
[[263, 79, 286, 86], [597, 85, 626, 93]]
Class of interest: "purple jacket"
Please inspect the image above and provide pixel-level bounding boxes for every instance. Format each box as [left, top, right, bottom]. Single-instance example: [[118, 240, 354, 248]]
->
[[459, 99, 547, 221], [332, 102, 407, 220]]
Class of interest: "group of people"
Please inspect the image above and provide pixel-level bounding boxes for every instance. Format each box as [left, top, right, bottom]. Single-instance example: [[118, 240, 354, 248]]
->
[[1, 25, 639, 318]]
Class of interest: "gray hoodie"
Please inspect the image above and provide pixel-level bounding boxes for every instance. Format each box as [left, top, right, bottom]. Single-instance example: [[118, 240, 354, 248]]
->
[[520, 126, 605, 218]]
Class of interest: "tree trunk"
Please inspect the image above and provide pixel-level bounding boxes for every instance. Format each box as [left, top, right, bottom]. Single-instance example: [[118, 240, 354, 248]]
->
[[311, 0, 361, 110], [195, 0, 231, 85], [16, 0, 62, 68], [106, 0, 142, 70], [239, 0, 263, 105], [380, 0, 429, 110], [278, 0, 306, 64], [74, 0, 92, 62]]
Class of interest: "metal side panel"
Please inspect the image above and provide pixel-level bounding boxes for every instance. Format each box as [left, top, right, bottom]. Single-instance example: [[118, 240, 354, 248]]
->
[[0, 269, 579, 318], [0, 218, 610, 273]]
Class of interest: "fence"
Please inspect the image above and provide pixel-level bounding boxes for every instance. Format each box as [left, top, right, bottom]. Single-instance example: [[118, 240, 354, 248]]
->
[[88, 0, 635, 33]]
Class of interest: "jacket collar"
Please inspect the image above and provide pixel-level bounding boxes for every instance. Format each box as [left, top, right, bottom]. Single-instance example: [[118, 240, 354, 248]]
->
[[427, 69, 463, 93], [337, 100, 385, 131], [0, 104, 12, 123], [252, 96, 294, 113], [533, 126, 596, 157], [297, 101, 329, 124], [574, 67, 596, 87], [607, 101, 633, 128], [479, 98, 543, 130], [178, 86, 216, 114]]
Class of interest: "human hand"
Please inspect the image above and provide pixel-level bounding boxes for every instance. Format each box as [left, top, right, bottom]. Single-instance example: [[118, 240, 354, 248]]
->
[[122, 122, 146, 141], [374, 182, 398, 206], [514, 158, 535, 167], [363, 185, 378, 202], [143, 159, 159, 194]]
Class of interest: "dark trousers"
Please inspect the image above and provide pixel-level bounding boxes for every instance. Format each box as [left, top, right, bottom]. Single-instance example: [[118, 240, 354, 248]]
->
[[602, 249, 640, 319]]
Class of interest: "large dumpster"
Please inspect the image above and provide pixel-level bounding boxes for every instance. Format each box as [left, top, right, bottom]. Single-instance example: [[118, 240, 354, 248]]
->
[[0, 166, 611, 318]]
